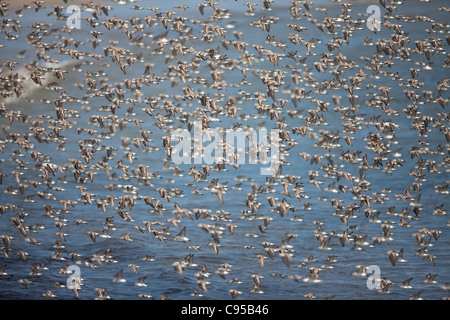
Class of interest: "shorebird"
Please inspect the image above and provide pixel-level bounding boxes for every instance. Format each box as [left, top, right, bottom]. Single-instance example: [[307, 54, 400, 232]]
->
[[378, 278, 394, 293], [400, 278, 413, 289], [173, 226, 189, 242], [135, 276, 147, 287], [94, 288, 111, 300], [229, 289, 242, 299], [303, 267, 322, 283], [112, 269, 126, 283]]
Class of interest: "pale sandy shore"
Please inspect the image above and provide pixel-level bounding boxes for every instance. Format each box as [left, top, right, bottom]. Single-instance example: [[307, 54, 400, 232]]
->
[[1, 0, 109, 10]]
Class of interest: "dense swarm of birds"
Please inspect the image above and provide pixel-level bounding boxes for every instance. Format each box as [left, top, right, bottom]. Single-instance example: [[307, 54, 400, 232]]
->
[[0, 0, 449, 300]]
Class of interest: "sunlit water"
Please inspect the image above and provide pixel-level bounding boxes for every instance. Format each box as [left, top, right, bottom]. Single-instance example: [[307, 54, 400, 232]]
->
[[0, 0, 449, 300]]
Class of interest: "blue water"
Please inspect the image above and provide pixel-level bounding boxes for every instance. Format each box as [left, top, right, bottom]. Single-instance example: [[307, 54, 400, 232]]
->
[[0, 0, 449, 300]]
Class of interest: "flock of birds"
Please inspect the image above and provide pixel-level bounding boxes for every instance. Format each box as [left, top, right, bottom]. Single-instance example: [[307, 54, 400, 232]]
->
[[0, 0, 449, 300]]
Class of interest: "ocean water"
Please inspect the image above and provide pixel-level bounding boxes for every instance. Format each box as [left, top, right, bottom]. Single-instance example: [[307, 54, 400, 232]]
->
[[0, 0, 449, 300]]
